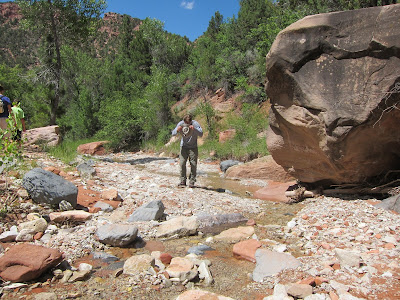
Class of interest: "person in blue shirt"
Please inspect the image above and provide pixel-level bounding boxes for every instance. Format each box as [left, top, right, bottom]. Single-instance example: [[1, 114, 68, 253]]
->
[[172, 114, 203, 187], [0, 86, 13, 137]]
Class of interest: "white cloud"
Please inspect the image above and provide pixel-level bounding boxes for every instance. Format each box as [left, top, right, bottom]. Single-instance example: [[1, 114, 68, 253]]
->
[[180, 1, 195, 10]]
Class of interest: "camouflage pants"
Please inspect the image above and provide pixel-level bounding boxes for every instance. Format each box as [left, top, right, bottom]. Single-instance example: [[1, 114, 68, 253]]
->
[[179, 147, 198, 184]]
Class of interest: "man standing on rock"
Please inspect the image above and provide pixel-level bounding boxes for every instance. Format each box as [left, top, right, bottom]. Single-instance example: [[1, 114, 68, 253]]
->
[[172, 114, 203, 188]]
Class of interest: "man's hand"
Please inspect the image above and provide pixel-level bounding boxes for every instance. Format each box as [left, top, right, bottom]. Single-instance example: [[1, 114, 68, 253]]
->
[[177, 126, 183, 132], [189, 125, 194, 130]]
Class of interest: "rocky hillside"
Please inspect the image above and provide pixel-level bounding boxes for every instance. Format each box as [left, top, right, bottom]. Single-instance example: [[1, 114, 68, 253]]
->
[[0, 2, 141, 67]]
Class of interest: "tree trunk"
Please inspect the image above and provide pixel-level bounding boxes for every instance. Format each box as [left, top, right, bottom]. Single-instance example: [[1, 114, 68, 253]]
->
[[48, 0, 62, 125]]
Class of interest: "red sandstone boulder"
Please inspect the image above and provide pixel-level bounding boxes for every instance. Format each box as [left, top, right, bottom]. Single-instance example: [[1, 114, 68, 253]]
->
[[219, 129, 236, 143], [225, 155, 294, 182], [77, 141, 109, 155], [266, 4, 400, 185], [0, 244, 63, 282]]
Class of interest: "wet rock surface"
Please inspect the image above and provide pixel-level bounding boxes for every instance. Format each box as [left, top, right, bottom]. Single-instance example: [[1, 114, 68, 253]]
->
[[0, 150, 399, 299]]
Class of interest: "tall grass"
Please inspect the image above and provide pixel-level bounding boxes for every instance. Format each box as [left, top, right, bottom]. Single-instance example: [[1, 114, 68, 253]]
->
[[46, 138, 99, 164]]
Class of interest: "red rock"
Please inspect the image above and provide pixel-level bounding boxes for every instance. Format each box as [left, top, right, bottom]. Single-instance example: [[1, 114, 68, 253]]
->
[[297, 277, 315, 285], [144, 240, 165, 253], [332, 263, 341, 270], [89, 207, 102, 214], [219, 129, 236, 143], [254, 181, 297, 203], [159, 253, 172, 265], [77, 141, 108, 155], [375, 233, 382, 239], [384, 243, 395, 249], [367, 249, 380, 254], [43, 166, 61, 175], [302, 215, 309, 220], [320, 242, 331, 250], [49, 211, 92, 223], [34, 232, 44, 240], [0, 244, 63, 282], [232, 239, 262, 262], [314, 277, 328, 285]]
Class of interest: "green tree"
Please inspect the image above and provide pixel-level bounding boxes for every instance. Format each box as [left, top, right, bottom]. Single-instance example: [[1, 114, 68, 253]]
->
[[17, 0, 106, 125]]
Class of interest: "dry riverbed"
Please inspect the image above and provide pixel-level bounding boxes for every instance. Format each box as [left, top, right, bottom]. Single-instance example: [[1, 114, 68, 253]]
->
[[1, 150, 399, 299]]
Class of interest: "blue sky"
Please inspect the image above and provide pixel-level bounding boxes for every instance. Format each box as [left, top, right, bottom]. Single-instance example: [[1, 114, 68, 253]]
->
[[106, 0, 241, 41]]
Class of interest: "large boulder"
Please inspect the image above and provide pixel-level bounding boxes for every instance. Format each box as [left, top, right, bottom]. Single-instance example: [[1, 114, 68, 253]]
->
[[24, 125, 61, 147], [265, 4, 400, 185], [22, 168, 78, 208], [77, 141, 108, 155], [0, 244, 63, 282]]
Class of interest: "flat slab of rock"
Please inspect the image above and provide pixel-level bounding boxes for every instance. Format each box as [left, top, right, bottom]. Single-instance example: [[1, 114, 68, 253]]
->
[[156, 216, 198, 238], [96, 223, 138, 247], [123, 254, 154, 276], [254, 181, 296, 203], [165, 257, 194, 278], [196, 213, 247, 234], [0, 244, 63, 282], [49, 210, 92, 223], [253, 249, 301, 282], [233, 239, 262, 262], [214, 226, 255, 244], [22, 168, 78, 208]]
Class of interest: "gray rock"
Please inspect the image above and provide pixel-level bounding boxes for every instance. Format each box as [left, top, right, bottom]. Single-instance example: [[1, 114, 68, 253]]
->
[[93, 201, 114, 212], [128, 200, 165, 222], [18, 218, 48, 234], [96, 223, 138, 247], [187, 245, 214, 255], [77, 162, 96, 178], [198, 261, 213, 286], [92, 252, 119, 263], [15, 229, 34, 242], [22, 168, 78, 208], [264, 284, 293, 300], [0, 226, 18, 242], [196, 213, 247, 234], [33, 292, 58, 300], [253, 249, 301, 282], [220, 160, 241, 172], [334, 248, 361, 268], [375, 195, 400, 214]]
